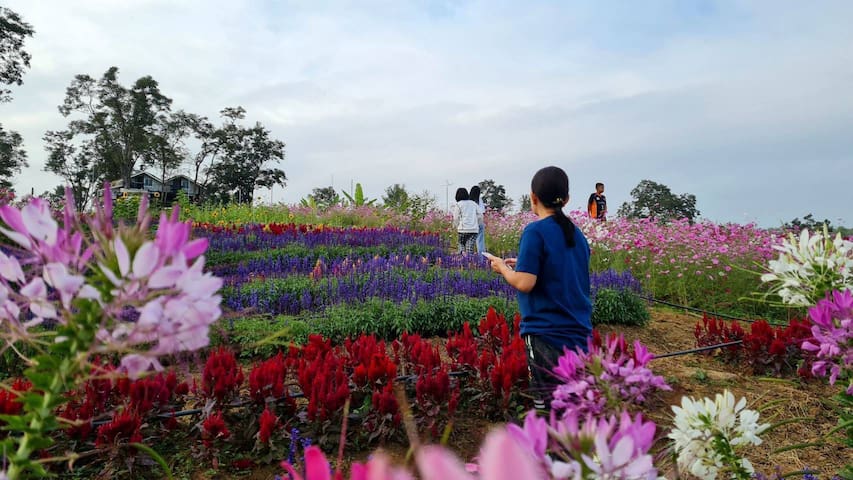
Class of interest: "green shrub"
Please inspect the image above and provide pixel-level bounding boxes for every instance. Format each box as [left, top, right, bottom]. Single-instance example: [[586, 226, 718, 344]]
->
[[591, 288, 650, 326], [212, 316, 298, 359], [304, 296, 516, 342]]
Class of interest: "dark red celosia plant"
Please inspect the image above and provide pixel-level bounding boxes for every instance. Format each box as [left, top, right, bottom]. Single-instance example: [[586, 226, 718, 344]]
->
[[202, 347, 244, 403], [0, 378, 32, 418], [695, 314, 814, 376], [249, 352, 288, 404], [201, 411, 231, 448], [347, 335, 397, 390], [446, 322, 478, 369], [127, 372, 173, 415], [95, 410, 143, 447], [297, 346, 350, 422], [257, 406, 278, 445]]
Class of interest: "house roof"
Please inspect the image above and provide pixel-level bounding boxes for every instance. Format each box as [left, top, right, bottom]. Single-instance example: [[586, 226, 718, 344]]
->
[[166, 174, 200, 185]]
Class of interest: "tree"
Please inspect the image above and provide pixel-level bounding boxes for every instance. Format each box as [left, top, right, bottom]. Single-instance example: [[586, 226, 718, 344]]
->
[[0, 125, 27, 189], [519, 194, 531, 212], [618, 179, 700, 223], [408, 190, 437, 220], [382, 184, 410, 212], [0, 7, 34, 192], [478, 179, 512, 212], [203, 108, 286, 204], [56, 67, 172, 189], [0, 7, 34, 102], [308, 186, 340, 209], [783, 214, 833, 233], [43, 130, 103, 211], [146, 111, 193, 198]]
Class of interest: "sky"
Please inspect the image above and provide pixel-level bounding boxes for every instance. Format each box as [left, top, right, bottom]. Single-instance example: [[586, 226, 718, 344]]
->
[[2, 0, 852, 226]]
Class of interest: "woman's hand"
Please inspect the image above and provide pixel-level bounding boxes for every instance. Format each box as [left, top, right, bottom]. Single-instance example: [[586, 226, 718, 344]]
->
[[488, 256, 506, 274], [504, 258, 517, 269]]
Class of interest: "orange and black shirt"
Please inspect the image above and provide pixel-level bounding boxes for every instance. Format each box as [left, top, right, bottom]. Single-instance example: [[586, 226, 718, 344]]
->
[[588, 193, 606, 219]]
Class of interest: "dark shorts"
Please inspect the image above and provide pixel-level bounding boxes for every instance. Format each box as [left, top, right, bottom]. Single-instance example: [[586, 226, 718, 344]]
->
[[523, 335, 565, 406]]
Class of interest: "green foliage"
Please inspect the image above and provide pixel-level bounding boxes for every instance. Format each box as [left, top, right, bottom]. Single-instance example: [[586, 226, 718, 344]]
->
[[591, 288, 650, 326], [519, 194, 531, 212], [207, 243, 439, 267], [342, 182, 376, 207], [53, 67, 173, 190], [382, 184, 409, 212], [307, 186, 340, 210], [478, 179, 512, 212], [618, 179, 700, 223], [0, 6, 34, 102], [113, 194, 141, 222], [0, 124, 27, 189], [205, 111, 286, 204], [212, 316, 302, 359], [0, 6, 33, 192], [310, 296, 515, 342], [783, 213, 835, 233]]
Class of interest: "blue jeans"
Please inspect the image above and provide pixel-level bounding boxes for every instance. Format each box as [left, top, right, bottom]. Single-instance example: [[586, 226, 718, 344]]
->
[[476, 224, 486, 253]]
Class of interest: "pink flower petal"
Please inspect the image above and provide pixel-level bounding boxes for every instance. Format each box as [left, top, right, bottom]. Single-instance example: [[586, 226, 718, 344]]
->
[[304, 446, 331, 480], [132, 242, 160, 278], [416, 446, 472, 480], [114, 238, 131, 277], [478, 429, 541, 480]]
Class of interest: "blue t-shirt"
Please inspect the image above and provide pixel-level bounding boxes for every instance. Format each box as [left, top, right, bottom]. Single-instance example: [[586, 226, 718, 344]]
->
[[515, 216, 592, 351]]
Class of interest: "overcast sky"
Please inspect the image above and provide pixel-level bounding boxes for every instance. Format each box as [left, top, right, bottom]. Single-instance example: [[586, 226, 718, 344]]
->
[[3, 0, 852, 226]]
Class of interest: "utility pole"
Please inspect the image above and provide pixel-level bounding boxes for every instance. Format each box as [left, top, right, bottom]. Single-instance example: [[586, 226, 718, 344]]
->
[[441, 180, 454, 211]]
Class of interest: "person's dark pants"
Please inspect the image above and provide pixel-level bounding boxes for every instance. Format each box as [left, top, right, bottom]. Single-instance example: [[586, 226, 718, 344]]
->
[[457, 232, 477, 255], [523, 335, 565, 410]]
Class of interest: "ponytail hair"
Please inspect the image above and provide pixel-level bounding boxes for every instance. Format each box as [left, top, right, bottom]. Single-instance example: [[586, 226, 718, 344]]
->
[[531, 166, 576, 248]]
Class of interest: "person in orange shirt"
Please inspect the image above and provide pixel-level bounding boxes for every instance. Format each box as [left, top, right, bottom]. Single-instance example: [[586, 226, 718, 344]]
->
[[587, 182, 607, 220]]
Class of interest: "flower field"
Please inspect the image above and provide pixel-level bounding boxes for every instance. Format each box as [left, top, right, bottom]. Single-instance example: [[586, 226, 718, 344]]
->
[[0, 197, 850, 479]]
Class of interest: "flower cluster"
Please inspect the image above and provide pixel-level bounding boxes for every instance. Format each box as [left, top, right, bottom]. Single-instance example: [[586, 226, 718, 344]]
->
[[761, 226, 853, 307], [0, 186, 223, 379], [551, 333, 670, 418], [802, 289, 853, 394], [202, 347, 244, 403], [508, 410, 659, 479], [695, 314, 814, 376], [668, 390, 768, 480]]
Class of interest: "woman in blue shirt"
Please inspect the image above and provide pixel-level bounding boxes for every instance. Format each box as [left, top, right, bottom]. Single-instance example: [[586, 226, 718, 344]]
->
[[487, 166, 592, 409]]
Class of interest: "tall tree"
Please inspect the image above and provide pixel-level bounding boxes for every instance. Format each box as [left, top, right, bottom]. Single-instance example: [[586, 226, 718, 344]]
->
[[146, 111, 193, 196], [205, 109, 285, 204], [519, 194, 531, 212], [382, 184, 410, 212], [308, 186, 340, 209], [0, 7, 34, 192], [618, 179, 700, 223], [43, 130, 102, 211], [0, 7, 34, 103], [0, 125, 27, 189], [478, 179, 512, 212], [56, 67, 172, 189]]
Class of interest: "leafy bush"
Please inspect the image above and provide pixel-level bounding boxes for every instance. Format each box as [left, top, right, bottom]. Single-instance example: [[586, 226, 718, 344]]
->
[[212, 316, 296, 359], [592, 288, 650, 326]]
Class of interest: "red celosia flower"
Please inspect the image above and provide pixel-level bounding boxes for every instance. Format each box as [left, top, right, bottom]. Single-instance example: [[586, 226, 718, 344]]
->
[[249, 352, 287, 404], [202, 411, 230, 447], [0, 378, 32, 417], [202, 347, 244, 402], [258, 406, 278, 444], [96, 410, 142, 447]]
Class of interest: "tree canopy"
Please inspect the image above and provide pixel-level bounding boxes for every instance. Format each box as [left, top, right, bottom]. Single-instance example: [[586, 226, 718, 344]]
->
[[618, 179, 700, 223]]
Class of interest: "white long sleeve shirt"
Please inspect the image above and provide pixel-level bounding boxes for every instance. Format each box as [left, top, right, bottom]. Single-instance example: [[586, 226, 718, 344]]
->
[[451, 200, 482, 234]]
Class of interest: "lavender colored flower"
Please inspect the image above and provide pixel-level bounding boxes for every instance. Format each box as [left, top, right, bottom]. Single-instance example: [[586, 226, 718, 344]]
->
[[551, 334, 670, 418], [802, 289, 853, 394]]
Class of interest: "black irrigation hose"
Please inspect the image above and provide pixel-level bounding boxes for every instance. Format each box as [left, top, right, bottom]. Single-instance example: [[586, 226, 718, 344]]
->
[[638, 294, 792, 327], [651, 340, 744, 360]]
